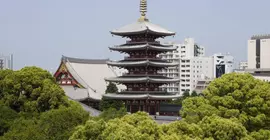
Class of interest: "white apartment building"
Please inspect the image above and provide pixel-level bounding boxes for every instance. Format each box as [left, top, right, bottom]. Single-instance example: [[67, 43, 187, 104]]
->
[[239, 61, 248, 70], [160, 38, 234, 95], [248, 34, 270, 69], [234, 34, 270, 82], [159, 38, 206, 95], [0, 54, 13, 70]]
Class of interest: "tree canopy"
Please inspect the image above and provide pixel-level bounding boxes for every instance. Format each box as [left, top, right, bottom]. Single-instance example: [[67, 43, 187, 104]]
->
[[0, 67, 69, 113], [105, 82, 118, 94], [181, 73, 270, 138], [100, 82, 124, 111], [0, 67, 89, 139], [2, 68, 270, 140]]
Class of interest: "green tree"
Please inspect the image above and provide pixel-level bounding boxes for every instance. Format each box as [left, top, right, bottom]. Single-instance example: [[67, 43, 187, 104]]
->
[[203, 73, 270, 132], [180, 97, 220, 123], [98, 107, 127, 121], [37, 101, 89, 140], [99, 98, 124, 111], [0, 67, 69, 113], [160, 121, 203, 139], [100, 82, 124, 111], [70, 119, 106, 140], [191, 90, 198, 97], [70, 112, 160, 140], [1, 101, 88, 140], [249, 129, 270, 140], [1, 118, 46, 140], [0, 70, 13, 98], [199, 115, 248, 140], [105, 82, 118, 94], [182, 90, 190, 98], [0, 105, 18, 136]]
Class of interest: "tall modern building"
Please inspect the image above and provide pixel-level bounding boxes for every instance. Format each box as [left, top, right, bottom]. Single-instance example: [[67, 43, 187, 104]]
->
[[103, 0, 180, 115], [234, 34, 270, 83], [248, 34, 270, 69], [159, 38, 205, 94], [159, 39, 234, 95], [0, 54, 13, 70]]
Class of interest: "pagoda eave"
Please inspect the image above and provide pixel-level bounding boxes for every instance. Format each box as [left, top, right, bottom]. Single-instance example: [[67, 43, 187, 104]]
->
[[103, 94, 181, 100], [110, 21, 175, 37], [111, 30, 175, 37], [105, 77, 180, 83], [109, 45, 177, 52], [107, 60, 179, 67]]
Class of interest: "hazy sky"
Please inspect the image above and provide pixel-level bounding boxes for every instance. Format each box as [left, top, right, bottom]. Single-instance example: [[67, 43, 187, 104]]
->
[[1, 0, 270, 71]]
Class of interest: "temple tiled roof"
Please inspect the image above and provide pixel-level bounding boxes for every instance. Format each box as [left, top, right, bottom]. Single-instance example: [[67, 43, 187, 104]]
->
[[111, 21, 175, 36], [57, 56, 126, 101]]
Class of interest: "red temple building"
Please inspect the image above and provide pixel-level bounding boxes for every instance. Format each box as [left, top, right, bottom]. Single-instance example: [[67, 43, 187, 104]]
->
[[103, 0, 180, 115], [54, 56, 125, 109]]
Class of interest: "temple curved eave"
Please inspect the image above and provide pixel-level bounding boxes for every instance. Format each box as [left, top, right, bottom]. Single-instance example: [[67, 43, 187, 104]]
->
[[109, 44, 177, 52], [103, 94, 181, 100], [105, 77, 180, 83], [107, 60, 179, 67]]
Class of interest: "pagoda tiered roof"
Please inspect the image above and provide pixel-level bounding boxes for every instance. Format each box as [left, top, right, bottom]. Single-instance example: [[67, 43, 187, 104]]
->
[[111, 21, 175, 37], [102, 0, 180, 103], [109, 43, 177, 52], [107, 60, 179, 67], [105, 76, 179, 83]]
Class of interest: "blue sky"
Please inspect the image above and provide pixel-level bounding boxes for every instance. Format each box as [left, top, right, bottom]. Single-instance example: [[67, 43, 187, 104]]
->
[[1, 0, 270, 71]]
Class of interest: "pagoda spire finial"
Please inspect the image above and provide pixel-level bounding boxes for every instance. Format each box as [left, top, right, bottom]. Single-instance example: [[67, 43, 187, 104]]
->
[[138, 0, 149, 22]]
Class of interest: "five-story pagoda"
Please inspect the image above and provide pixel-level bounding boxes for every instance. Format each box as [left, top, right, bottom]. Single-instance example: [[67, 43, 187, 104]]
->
[[104, 0, 180, 115]]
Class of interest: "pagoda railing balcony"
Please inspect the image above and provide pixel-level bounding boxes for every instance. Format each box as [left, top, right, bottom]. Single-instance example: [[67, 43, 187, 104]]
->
[[125, 55, 158, 59], [123, 72, 162, 76], [124, 57, 163, 60], [126, 40, 161, 44], [122, 88, 165, 92]]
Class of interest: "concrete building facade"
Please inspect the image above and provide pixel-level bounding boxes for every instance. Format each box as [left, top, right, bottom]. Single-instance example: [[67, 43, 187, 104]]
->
[[248, 34, 270, 69], [159, 38, 234, 95], [239, 61, 248, 70], [0, 54, 13, 70]]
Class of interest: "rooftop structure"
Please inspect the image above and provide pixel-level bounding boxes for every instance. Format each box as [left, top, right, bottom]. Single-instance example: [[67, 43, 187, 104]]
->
[[54, 56, 125, 108], [251, 34, 270, 40], [103, 0, 180, 115]]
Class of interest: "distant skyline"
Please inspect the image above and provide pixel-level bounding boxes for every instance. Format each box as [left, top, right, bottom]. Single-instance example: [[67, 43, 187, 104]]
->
[[1, 0, 270, 70]]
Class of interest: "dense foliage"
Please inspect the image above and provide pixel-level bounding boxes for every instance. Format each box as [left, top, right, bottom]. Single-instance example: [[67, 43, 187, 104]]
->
[[0, 67, 89, 139], [0, 67, 69, 113], [100, 82, 124, 111], [105, 82, 118, 94], [181, 73, 270, 139], [1, 68, 270, 140]]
